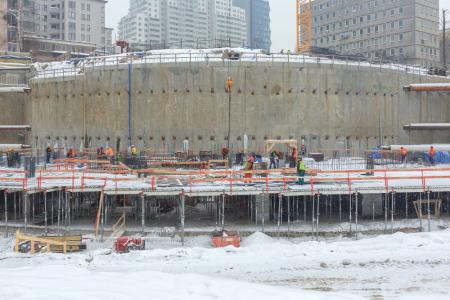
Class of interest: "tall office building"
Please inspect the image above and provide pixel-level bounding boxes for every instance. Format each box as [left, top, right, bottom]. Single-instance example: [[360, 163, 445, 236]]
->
[[5, 0, 112, 52], [311, 0, 440, 67], [119, 0, 247, 50], [0, 1, 7, 51], [234, 0, 271, 52]]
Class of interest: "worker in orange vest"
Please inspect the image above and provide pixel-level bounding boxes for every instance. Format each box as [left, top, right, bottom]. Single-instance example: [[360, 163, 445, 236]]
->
[[106, 147, 114, 157], [428, 146, 436, 166], [67, 148, 74, 158], [400, 147, 408, 164]]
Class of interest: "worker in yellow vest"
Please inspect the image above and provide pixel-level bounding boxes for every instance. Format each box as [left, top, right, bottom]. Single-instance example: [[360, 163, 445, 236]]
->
[[297, 157, 307, 185]]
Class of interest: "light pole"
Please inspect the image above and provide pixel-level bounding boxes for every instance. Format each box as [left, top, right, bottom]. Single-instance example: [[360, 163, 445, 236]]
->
[[226, 76, 233, 152], [441, 9, 449, 69]]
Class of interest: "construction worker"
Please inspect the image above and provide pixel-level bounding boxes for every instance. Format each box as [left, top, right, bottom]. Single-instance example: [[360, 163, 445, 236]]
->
[[67, 148, 74, 158], [46, 145, 52, 164], [7, 148, 14, 168], [221, 147, 229, 160], [400, 147, 408, 164], [428, 146, 436, 166], [290, 146, 298, 168], [297, 157, 307, 185], [269, 150, 279, 169], [301, 143, 307, 156], [106, 146, 114, 157], [131, 145, 138, 157], [243, 155, 254, 183]]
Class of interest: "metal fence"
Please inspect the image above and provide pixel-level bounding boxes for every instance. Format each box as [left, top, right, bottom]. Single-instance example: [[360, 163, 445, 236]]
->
[[32, 50, 430, 80]]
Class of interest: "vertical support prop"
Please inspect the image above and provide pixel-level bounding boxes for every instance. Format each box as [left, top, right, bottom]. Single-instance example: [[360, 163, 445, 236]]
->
[[316, 194, 320, 241], [311, 195, 315, 239], [221, 194, 225, 231], [419, 192, 423, 231], [384, 193, 388, 233], [261, 194, 265, 232], [141, 193, 145, 234], [355, 192, 359, 240], [349, 194, 352, 235], [391, 192, 395, 234], [277, 194, 282, 239], [287, 196, 291, 235], [427, 190, 431, 232], [44, 191, 48, 235], [24, 192, 28, 232], [180, 193, 185, 246], [4, 191, 8, 237]]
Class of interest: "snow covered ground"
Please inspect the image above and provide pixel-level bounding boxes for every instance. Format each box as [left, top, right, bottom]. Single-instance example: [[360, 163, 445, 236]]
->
[[0, 229, 449, 300]]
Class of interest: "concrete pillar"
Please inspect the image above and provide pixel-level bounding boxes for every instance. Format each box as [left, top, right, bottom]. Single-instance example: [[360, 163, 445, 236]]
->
[[255, 194, 270, 225], [361, 194, 383, 217]]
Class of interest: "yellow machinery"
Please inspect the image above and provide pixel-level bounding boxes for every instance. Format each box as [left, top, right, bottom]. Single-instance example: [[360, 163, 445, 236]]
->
[[15, 230, 86, 254], [296, 0, 313, 54]]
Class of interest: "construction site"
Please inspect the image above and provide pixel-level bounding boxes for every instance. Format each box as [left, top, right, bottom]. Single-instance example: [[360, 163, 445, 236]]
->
[[1, 46, 450, 242], [0, 1, 450, 299]]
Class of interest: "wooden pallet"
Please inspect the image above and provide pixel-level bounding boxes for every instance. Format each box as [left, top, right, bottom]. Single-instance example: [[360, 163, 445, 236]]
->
[[413, 199, 442, 219]]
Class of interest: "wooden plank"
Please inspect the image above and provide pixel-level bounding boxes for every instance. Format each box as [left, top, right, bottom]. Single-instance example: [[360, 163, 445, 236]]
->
[[95, 191, 104, 237]]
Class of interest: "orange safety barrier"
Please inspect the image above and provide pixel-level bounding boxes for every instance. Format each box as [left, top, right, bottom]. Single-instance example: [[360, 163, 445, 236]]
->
[[2, 167, 450, 195]]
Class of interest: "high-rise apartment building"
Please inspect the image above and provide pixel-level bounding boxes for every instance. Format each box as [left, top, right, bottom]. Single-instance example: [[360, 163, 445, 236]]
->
[[0, 1, 7, 51], [119, 0, 247, 50], [440, 31, 450, 68], [5, 0, 112, 52], [234, 0, 271, 52], [311, 0, 440, 67]]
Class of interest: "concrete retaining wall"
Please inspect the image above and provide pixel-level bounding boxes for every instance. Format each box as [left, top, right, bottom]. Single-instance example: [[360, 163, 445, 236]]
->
[[28, 61, 450, 153]]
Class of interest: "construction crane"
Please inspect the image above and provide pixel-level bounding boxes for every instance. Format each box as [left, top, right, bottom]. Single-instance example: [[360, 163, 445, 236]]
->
[[296, 0, 313, 54]]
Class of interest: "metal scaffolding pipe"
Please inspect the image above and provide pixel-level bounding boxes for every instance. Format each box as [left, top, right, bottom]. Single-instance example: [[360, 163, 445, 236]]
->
[[141, 193, 145, 234], [403, 123, 450, 131], [355, 193, 358, 240], [387, 144, 450, 151], [0, 86, 31, 93], [180, 193, 185, 246], [4, 191, 8, 237], [403, 83, 450, 92]]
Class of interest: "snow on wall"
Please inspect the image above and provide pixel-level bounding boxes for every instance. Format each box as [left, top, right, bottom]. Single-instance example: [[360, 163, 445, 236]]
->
[[30, 48, 440, 80]]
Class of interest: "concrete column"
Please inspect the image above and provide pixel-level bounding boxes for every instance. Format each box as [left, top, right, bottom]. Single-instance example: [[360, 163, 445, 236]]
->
[[255, 194, 270, 227], [361, 194, 383, 217]]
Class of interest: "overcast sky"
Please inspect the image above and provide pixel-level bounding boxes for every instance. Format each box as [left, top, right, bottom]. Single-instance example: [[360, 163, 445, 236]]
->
[[106, 0, 450, 52]]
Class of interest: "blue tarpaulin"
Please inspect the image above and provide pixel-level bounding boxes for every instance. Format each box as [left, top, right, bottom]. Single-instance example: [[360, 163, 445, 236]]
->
[[369, 148, 382, 159], [424, 151, 450, 164]]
